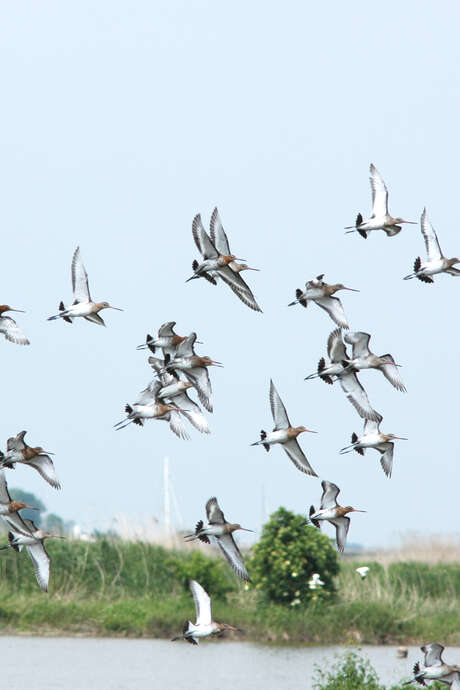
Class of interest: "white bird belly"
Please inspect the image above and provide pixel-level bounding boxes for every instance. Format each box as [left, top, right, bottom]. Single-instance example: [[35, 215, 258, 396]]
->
[[67, 302, 93, 317], [266, 429, 289, 444]]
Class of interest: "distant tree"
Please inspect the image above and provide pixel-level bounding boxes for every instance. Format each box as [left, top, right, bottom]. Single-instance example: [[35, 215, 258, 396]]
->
[[42, 513, 65, 534], [9, 487, 46, 526], [250, 506, 339, 606]]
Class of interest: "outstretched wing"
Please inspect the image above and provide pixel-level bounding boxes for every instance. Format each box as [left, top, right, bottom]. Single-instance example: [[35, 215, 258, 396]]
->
[[315, 297, 349, 329], [217, 533, 250, 582], [0, 470, 12, 503], [26, 542, 50, 592], [344, 331, 372, 358], [209, 207, 231, 255], [7, 431, 27, 452], [167, 411, 190, 441], [206, 497, 226, 525], [222, 277, 262, 312], [269, 380, 291, 430], [327, 328, 347, 362], [282, 439, 318, 477], [422, 643, 444, 667], [23, 455, 61, 490], [157, 322, 177, 338], [380, 355, 406, 392], [71, 246, 91, 303], [175, 333, 197, 358], [339, 372, 382, 422], [369, 164, 389, 217], [320, 480, 340, 510], [174, 392, 210, 434], [379, 443, 394, 478], [182, 367, 213, 413], [329, 516, 350, 553], [0, 317, 30, 345], [189, 579, 212, 626], [421, 208, 443, 261], [192, 215, 218, 259]]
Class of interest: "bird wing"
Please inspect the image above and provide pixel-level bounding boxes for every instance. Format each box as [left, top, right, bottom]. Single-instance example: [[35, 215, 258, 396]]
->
[[380, 355, 406, 392], [159, 370, 178, 388], [217, 533, 250, 582], [369, 164, 389, 217], [157, 322, 177, 338], [379, 443, 394, 478], [183, 367, 213, 412], [314, 297, 349, 329], [327, 328, 347, 362], [220, 275, 262, 312], [3, 511, 34, 537], [215, 263, 253, 294], [329, 516, 350, 553], [22, 455, 61, 490], [0, 317, 30, 345], [26, 542, 50, 592], [192, 214, 218, 259], [363, 419, 380, 435], [7, 431, 27, 452], [421, 208, 443, 261], [339, 372, 382, 422], [0, 470, 12, 503], [167, 411, 190, 440], [175, 333, 197, 358], [189, 579, 212, 626], [206, 497, 226, 524], [269, 379, 291, 430], [282, 439, 318, 477], [135, 380, 161, 405], [71, 246, 91, 303], [84, 313, 105, 326], [209, 207, 231, 255], [174, 393, 210, 434], [423, 643, 444, 667], [148, 357, 165, 374], [320, 480, 340, 509], [344, 331, 371, 358]]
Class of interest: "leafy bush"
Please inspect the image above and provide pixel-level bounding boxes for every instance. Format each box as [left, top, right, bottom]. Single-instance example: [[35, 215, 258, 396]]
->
[[167, 550, 237, 599], [313, 651, 384, 690], [249, 507, 339, 606]]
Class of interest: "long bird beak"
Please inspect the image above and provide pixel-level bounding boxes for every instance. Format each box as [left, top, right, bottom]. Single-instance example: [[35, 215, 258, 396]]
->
[[304, 373, 318, 380], [109, 306, 124, 311], [287, 300, 298, 307], [210, 361, 224, 366], [342, 287, 360, 292], [185, 275, 199, 282], [245, 267, 260, 271], [393, 436, 408, 440], [24, 504, 37, 510], [305, 429, 318, 433], [234, 257, 246, 262], [353, 509, 366, 513], [239, 528, 254, 532], [9, 308, 25, 313]]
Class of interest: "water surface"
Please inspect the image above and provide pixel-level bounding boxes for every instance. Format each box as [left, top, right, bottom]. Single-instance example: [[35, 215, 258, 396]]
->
[[2, 637, 457, 689]]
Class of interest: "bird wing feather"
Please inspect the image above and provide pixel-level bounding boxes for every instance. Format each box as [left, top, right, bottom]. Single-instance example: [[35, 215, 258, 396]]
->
[[369, 163, 389, 217], [189, 579, 212, 626], [282, 439, 318, 477], [71, 246, 91, 302], [217, 533, 250, 582], [269, 380, 291, 429], [314, 296, 349, 329]]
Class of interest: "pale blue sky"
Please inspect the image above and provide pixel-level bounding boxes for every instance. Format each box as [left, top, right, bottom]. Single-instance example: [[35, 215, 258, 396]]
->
[[0, 1, 459, 547]]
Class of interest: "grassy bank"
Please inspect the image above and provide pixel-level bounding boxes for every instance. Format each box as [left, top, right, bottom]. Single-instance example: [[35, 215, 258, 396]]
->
[[0, 538, 460, 644]]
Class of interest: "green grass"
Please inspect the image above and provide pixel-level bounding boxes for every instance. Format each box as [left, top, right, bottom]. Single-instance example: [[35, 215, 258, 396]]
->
[[1, 539, 460, 643]]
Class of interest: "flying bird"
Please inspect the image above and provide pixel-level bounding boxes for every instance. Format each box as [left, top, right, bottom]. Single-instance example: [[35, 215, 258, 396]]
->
[[345, 163, 416, 238], [305, 329, 382, 422], [209, 207, 262, 312], [149, 358, 210, 434], [404, 208, 460, 283], [136, 321, 188, 359], [184, 497, 252, 581], [171, 579, 237, 645], [344, 331, 406, 392], [0, 306, 29, 345], [1, 431, 61, 489], [309, 480, 365, 553], [0, 513, 64, 592], [251, 379, 318, 477], [187, 213, 261, 311], [404, 644, 460, 688], [47, 246, 123, 326], [163, 332, 222, 413], [288, 274, 358, 329], [114, 380, 189, 438], [339, 419, 407, 478]]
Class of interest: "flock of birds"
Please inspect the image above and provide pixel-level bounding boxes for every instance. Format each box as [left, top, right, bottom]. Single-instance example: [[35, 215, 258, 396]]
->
[[0, 164, 458, 676]]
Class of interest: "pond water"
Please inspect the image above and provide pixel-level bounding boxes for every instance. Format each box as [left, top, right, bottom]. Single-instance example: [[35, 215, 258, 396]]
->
[[1, 637, 458, 689]]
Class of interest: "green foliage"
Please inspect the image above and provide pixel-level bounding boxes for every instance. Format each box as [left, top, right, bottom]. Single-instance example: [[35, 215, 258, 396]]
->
[[249, 507, 339, 606], [313, 651, 384, 690], [388, 562, 460, 598], [167, 550, 237, 599]]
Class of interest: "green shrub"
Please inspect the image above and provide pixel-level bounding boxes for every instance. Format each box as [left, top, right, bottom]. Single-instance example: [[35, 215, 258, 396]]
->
[[249, 507, 339, 606], [167, 550, 237, 599], [313, 650, 384, 690]]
